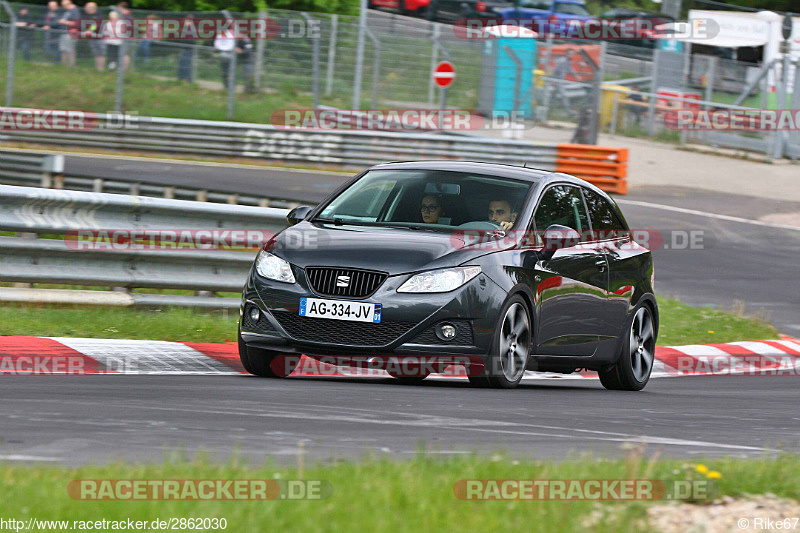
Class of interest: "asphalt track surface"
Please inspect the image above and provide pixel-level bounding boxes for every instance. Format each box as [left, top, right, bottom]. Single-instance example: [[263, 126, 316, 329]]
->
[[3, 153, 799, 466], [1, 376, 797, 466]]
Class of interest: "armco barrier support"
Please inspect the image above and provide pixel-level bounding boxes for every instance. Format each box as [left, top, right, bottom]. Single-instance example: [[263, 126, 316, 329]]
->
[[0, 110, 629, 195], [555, 143, 628, 194]]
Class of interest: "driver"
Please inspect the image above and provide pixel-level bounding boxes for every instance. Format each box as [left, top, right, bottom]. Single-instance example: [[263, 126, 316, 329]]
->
[[488, 199, 517, 231], [420, 194, 445, 224]]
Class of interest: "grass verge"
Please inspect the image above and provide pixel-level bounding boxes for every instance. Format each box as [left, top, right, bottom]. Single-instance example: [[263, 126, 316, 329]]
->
[[0, 453, 798, 532], [0, 297, 779, 345]]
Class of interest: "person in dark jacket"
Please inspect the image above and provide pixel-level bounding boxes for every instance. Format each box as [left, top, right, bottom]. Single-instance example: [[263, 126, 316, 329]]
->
[[57, 0, 80, 66], [39, 1, 61, 63], [15, 8, 35, 61], [177, 14, 195, 82]]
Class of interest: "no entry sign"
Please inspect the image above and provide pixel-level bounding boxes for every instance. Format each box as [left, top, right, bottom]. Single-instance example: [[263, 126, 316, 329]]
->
[[433, 61, 456, 89]]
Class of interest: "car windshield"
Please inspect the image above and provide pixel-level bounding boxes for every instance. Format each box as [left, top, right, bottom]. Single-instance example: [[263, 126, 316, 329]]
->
[[555, 2, 590, 16], [316, 169, 534, 231]]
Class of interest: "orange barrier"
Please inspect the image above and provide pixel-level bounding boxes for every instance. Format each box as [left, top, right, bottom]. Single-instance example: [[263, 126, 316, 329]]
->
[[555, 143, 629, 195]]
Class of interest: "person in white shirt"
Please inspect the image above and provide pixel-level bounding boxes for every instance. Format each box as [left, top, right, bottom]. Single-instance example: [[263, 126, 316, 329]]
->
[[214, 28, 238, 87]]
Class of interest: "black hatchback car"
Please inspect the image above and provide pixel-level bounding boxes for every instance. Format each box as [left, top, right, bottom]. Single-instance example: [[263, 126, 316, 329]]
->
[[239, 161, 657, 390]]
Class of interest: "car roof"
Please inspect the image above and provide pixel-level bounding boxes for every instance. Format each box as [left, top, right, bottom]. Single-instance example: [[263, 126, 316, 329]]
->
[[369, 160, 552, 183], [367, 160, 608, 193]]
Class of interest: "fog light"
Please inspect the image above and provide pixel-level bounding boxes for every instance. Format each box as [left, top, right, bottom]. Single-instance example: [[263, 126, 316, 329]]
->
[[438, 323, 457, 340], [249, 307, 261, 322]]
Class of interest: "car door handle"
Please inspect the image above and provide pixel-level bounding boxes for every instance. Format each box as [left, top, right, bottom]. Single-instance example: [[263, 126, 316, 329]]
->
[[595, 257, 606, 272]]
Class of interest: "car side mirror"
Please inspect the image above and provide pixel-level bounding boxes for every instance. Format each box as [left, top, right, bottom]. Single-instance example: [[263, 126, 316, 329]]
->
[[540, 224, 581, 260], [286, 205, 313, 225]]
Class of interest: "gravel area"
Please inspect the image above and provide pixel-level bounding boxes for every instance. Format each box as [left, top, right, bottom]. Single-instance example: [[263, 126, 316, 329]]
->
[[647, 495, 800, 533]]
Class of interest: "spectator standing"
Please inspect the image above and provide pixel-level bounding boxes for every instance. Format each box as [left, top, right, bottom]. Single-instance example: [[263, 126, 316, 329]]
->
[[628, 85, 646, 126], [113, 1, 132, 18], [214, 27, 236, 88], [136, 14, 160, 64], [550, 49, 577, 116], [15, 8, 35, 61], [105, 11, 130, 72], [177, 15, 196, 82], [83, 2, 106, 71], [238, 36, 254, 93], [39, 1, 61, 63], [57, 0, 80, 67]]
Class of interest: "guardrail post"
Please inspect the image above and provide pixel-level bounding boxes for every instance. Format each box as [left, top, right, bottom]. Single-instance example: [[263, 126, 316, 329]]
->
[[163, 187, 175, 199], [93, 179, 104, 193], [325, 15, 338, 97], [196, 190, 208, 202], [40, 154, 64, 189]]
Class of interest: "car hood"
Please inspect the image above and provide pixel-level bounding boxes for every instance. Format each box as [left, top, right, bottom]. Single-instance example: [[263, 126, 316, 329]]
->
[[267, 221, 512, 275]]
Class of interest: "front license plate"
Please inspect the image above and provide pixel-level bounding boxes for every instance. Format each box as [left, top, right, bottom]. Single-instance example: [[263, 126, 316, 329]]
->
[[299, 297, 382, 323]]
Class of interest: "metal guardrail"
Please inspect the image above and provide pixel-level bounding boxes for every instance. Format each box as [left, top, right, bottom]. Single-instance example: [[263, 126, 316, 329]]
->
[[0, 111, 628, 193], [0, 185, 290, 308], [0, 148, 304, 208], [0, 112, 564, 167]]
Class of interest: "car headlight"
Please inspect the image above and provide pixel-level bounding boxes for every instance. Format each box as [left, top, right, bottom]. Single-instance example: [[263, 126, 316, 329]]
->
[[255, 251, 296, 284], [397, 266, 481, 293]]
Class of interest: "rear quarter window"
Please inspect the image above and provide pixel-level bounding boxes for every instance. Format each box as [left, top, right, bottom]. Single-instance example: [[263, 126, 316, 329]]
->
[[582, 188, 627, 240]]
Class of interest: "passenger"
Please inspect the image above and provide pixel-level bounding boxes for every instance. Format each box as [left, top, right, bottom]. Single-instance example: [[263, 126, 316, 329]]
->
[[488, 199, 517, 230], [420, 194, 445, 224]]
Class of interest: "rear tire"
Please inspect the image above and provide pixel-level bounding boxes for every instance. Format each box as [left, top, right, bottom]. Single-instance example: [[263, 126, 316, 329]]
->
[[468, 295, 531, 389], [238, 332, 299, 378], [599, 304, 656, 391]]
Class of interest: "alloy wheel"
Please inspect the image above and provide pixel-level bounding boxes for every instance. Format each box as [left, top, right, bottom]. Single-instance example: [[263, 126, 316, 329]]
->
[[499, 302, 531, 382], [629, 307, 655, 382]]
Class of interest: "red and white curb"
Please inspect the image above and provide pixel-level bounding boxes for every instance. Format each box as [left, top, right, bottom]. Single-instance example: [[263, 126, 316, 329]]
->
[[0, 335, 798, 379]]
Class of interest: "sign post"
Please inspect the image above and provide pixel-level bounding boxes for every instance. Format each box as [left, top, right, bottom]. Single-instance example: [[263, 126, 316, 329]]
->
[[774, 13, 793, 158], [433, 61, 456, 111]]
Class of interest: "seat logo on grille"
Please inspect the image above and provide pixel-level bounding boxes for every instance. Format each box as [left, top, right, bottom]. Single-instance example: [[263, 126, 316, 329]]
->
[[336, 275, 351, 287]]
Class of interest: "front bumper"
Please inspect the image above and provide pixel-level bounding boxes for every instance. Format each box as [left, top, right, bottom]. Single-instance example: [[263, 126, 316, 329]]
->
[[239, 264, 507, 359]]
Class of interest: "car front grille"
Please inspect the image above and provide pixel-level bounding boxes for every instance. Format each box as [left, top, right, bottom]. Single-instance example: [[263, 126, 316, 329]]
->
[[305, 267, 387, 298], [271, 310, 415, 347]]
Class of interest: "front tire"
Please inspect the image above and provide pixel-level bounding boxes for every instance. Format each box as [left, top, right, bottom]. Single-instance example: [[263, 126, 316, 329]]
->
[[238, 332, 298, 378], [469, 295, 531, 389], [599, 304, 656, 391]]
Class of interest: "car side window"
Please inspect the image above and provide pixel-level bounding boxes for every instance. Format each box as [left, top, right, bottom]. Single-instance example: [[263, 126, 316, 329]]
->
[[582, 188, 627, 240], [532, 185, 591, 244]]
